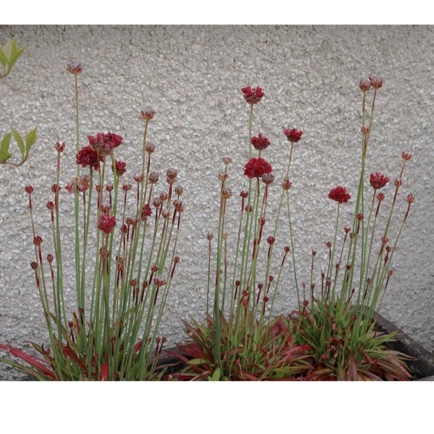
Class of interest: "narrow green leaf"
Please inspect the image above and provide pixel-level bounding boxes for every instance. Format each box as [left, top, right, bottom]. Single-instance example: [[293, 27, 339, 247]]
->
[[187, 358, 209, 365], [1, 38, 25, 73], [12, 129, 25, 158], [0, 49, 6, 68], [0, 132, 12, 152], [2, 39, 14, 61], [2, 38, 17, 61], [0, 148, 12, 164], [8, 50, 25, 71], [10, 38, 22, 55], [8, 46, 25, 72], [208, 367, 221, 381], [25, 127, 37, 151]]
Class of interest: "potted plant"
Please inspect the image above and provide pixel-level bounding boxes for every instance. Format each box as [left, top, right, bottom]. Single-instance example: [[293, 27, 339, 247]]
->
[[163, 80, 433, 381]]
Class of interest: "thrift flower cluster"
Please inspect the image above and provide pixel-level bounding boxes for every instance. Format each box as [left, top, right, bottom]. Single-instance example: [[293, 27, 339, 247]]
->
[[328, 186, 351, 204], [244, 157, 273, 179], [241, 86, 265, 105], [76, 132, 123, 169]]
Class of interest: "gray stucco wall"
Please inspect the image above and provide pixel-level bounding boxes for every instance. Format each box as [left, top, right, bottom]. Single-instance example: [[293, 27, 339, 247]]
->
[[0, 25, 433, 380]]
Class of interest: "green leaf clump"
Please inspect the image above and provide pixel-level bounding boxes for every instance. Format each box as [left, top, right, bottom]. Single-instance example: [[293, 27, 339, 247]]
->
[[0, 128, 37, 166], [1, 38, 36, 167], [0, 37, 25, 79]]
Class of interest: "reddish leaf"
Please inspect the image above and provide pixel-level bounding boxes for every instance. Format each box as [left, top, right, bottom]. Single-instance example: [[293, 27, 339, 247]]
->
[[62, 344, 88, 374], [101, 363, 109, 381], [134, 340, 143, 353], [0, 343, 57, 380], [347, 354, 359, 381]]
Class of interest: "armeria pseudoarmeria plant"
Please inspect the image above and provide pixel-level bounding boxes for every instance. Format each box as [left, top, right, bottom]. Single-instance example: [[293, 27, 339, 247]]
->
[[171, 86, 314, 381], [289, 77, 414, 380], [0, 62, 183, 380], [172, 78, 414, 381]]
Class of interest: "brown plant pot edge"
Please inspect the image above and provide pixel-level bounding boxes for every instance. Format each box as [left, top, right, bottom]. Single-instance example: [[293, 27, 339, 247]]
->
[[372, 312, 434, 381]]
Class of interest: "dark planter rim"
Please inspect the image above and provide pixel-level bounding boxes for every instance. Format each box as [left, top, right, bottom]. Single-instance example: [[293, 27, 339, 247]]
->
[[372, 312, 434, 381]]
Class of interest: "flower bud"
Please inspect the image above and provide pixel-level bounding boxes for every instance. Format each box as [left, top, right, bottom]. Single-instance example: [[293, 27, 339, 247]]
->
[[166, 168, 178, 184], [401, 151, 412, 161], [175, 185, 183, 196], [221, 187, 232, 199], [359, 79, 371, 92], [369, 76, 383, 89], [406, 194, 415, 204], [282, 178, 292, 191], [55, 141, 65, 153], [262, 173, 275, 185], [145, 143, 156, 154], [134, 173, 144, 183], [66, 61, 83, 75], [149, 171, 159, 184], [140, 108, 156, 121]]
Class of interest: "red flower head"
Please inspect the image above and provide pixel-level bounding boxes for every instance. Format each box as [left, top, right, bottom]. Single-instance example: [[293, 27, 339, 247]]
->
[[283, 128, 303, 143], [244, 157, 273, 179], [370, 172, 389, 190], [113, 160, 127, 176], [98, 214, 116, 234], [141, 203, 152, 221], [76, 146, 103, 170], [88, 132, 123, 156], [251, 133, 270, 151], [328, 186, 351, 204], [241, 86, 264, 104], [33, 236, 43, 246]]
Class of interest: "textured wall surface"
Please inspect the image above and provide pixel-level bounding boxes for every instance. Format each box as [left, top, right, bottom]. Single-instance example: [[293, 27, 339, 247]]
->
[[0, 25, 433, 380]]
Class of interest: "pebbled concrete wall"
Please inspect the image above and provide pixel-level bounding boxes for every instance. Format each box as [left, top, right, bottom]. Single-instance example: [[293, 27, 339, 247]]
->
[[0, 25, 433, 380]]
